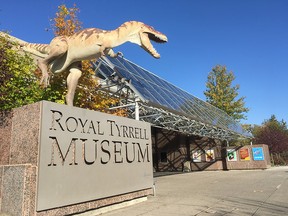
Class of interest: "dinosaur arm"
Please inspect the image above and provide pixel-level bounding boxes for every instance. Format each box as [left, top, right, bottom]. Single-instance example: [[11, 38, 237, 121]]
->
[[105, 48, 123, 58]]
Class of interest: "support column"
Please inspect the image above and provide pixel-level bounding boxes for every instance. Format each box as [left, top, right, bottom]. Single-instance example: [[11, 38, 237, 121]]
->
[[153, 127, 159, 172], [221, 140, 228, 171], [186, 136, 191, 161], [135, 98, 140, 120]]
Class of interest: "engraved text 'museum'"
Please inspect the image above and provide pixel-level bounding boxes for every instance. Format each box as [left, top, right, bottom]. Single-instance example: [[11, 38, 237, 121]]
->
[[37, 101, 153, 211]]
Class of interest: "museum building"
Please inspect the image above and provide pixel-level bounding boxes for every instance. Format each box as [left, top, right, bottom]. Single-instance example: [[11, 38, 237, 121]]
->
[[93, 56, 270, 172], [1, 32, 270, 172], [0, 33, 272, 215]]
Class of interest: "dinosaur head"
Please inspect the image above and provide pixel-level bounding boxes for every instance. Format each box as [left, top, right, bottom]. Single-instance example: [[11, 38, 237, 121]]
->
[[139, 23, 168, 58], [124, 21, 168, 58]]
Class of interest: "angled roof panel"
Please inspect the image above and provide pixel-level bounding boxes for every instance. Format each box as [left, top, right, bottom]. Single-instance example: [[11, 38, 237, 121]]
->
[[97, 56, 251, 138]]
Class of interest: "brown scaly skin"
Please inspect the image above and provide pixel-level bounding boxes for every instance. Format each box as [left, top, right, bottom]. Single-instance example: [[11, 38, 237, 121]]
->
[[13, 21, 168, 106]]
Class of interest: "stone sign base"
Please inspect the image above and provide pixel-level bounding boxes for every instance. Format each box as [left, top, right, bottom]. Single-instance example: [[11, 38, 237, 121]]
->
[[0, 102, 153, 216]]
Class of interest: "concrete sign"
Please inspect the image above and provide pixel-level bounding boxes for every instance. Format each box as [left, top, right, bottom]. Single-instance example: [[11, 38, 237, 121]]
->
[[37, 101, 153, 211]]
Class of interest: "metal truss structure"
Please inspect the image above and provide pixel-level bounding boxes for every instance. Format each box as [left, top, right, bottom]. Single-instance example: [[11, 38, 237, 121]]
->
[[93, 56, 251, 141]]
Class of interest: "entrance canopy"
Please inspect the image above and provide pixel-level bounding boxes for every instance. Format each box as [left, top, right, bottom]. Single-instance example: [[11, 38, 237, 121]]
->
[[94, 56, 252, 141]]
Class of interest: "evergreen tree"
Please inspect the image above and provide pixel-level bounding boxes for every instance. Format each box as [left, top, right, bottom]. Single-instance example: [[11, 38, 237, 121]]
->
[[204, 65, 249, 121]]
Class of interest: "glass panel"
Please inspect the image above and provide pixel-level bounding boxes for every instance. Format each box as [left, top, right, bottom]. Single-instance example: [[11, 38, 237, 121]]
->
[[97, 57, 249, 136]]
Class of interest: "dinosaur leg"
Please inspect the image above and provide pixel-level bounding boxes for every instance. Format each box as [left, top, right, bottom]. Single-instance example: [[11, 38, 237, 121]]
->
[[66, 65, 82, 106], [38, 38, 68, 87]]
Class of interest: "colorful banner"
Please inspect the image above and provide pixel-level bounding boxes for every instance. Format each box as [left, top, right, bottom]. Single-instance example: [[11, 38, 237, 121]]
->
[[239, 148, 250, 161], [252, 147, 264, 161], [192, 150, 202, 162], [227, 149, 237, 161], [205, 149, 215, 162]]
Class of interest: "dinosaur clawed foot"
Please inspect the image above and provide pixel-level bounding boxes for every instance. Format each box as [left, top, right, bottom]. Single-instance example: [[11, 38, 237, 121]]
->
[[117, 52, 124, 58]]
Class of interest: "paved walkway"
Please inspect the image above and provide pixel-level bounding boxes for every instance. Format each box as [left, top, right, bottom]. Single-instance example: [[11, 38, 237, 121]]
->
[[104, 167, 288, 216]]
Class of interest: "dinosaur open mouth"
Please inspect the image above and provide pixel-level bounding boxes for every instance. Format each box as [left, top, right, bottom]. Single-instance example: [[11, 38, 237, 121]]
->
[[147, 32, 168, 43], [141, 32, 167, 59]]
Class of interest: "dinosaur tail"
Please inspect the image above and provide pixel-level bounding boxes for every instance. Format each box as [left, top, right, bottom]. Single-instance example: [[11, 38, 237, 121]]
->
[[0, 32, 49, 58], [21, 43, 50, 55]]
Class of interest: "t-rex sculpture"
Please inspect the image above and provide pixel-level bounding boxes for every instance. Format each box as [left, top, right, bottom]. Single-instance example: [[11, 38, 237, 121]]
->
[[19, 21, 168, 106]]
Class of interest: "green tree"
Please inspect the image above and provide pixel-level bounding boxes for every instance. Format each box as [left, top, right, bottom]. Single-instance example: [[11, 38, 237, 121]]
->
[[0, 34, 43, 110], [204, 65, 249, 121]]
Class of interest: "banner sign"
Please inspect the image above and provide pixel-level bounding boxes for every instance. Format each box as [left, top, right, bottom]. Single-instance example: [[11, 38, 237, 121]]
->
[[252, 147, 265, 161], [205, 149, 215, 162], [227, 149, 237, 161], [192, 150, 202, 162], [239, 148, 250, 161]]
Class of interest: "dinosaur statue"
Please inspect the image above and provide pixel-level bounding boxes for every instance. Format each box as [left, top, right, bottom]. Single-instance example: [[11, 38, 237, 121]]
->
[[19, 21, 168, 106]]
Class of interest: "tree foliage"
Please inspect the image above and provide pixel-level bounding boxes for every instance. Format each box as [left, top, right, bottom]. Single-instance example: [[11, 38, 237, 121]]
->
[[52, 4, 82, 37], [204, 65, 249, 121], [0, 35, 43, 110], [253, 115, 288, 153], [253, 115, 288, 165]]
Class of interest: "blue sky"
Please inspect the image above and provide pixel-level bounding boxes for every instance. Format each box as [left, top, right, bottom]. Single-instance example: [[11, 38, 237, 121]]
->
[[1, 0, 287, 125]]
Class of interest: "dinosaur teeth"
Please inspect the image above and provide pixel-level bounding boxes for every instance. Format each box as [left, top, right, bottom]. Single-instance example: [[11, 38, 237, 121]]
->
[[141, 31, 165, 58], [147, 32, 167, 43], [149, 47, 160, 58]]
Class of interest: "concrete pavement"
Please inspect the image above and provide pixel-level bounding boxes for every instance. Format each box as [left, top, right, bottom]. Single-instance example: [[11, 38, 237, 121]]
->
[[103, 166, 288, 216]]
